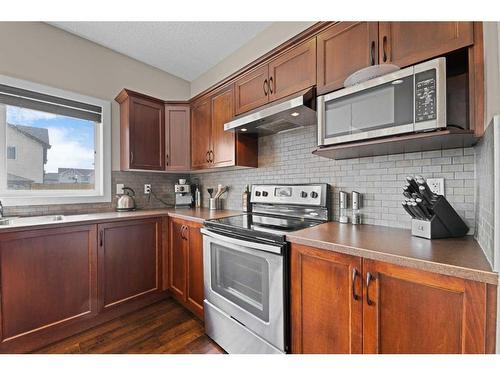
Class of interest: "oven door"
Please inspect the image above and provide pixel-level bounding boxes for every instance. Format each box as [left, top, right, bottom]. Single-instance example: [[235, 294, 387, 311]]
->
[[201, 228, 285, 351]]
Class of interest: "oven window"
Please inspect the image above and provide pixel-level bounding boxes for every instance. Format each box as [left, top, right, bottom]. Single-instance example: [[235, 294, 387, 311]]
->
[[210, 244, 270, 322]]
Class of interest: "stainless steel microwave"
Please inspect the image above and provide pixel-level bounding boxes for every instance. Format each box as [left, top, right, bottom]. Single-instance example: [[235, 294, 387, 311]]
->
[[317, 57, 446, 147]]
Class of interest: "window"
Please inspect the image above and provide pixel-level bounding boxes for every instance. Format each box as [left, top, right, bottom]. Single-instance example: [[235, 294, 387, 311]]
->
[[7, 146, 16, 160], [0, 75, 111, 206]]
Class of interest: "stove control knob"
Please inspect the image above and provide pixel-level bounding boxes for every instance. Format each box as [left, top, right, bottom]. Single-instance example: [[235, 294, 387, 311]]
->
[[311, 191, 319, 199], [255, 191, 261, 197], [301, 191, 308, 198], [262, 191, 269, 197]]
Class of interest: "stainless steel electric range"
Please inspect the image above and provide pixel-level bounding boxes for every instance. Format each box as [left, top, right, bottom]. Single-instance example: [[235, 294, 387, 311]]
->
[[201, 184, 329, 354]]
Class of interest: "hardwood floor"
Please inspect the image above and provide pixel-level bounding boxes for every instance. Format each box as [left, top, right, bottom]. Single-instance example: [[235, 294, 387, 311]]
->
[[35, 297, 224, 354]]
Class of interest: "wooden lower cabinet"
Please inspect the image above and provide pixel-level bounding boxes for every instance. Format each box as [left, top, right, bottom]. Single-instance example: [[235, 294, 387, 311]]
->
[[291, 244, 363, 354], [0, 225, 98, 353], [0, 217, 166, 353], [291, 243, 496, 354], [168, 217, 205, 319], [98, 218, 162, 311]]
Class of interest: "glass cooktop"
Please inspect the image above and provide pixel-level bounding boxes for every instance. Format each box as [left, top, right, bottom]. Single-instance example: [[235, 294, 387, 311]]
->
[[205, 213, 321, 237]]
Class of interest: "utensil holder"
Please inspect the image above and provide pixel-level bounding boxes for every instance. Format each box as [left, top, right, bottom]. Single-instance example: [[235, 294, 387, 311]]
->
[[209, 198, 222, 210], [411, 196, 468, 239]]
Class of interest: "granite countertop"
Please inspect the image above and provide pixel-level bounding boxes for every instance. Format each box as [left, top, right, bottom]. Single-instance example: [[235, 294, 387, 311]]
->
[[286, 221, 498, 285], [0, 208, 242, 233]]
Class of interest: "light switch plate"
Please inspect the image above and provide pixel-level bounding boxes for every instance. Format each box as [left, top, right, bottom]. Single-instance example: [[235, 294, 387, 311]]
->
[[144, 184, 151, 194], [427, 178, 444, 195], [116, 184, 124, 195]]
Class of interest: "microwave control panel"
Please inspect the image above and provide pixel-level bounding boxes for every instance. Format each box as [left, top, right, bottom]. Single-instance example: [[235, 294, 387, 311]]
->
[[415, 69, 437, 123]]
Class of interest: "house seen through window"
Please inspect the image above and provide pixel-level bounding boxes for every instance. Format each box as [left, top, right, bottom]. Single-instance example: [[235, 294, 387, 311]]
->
[[0, 76, 110, 205], [3, 106, 96, 190]]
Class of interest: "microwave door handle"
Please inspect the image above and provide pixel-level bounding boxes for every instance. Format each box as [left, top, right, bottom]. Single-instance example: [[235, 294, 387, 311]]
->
[[317, 95, 325, 146]]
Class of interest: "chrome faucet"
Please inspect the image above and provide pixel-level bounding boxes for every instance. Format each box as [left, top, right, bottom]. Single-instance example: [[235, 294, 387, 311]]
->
[[0, 200, 4, 218]]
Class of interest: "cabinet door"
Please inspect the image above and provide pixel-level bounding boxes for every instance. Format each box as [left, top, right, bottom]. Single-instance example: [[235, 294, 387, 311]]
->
[[379, 22, 474, 67], [0, 225, 97, 351], [186, 222, 204, 319], [165, 105, 190, 171], [363, 259, 488, 354], [211, 85, 235, 167], [191, 98, 212, 169], [128, 95, 166, 170], [234, 64, 269, 115], [98, 218, 161, 311], [291, 244, 363, 354], [317, 22, 379, 94], [268, 38, 316, 101], [169, 218, 187, 300]]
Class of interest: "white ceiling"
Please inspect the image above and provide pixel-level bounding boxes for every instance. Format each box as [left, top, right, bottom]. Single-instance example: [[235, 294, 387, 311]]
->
[[48, 22, 272, 81]]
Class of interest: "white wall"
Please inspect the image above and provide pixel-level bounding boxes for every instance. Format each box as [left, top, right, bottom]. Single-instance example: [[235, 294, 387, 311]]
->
[[0, 22, 191, 171], [190, 22, 316, 97]]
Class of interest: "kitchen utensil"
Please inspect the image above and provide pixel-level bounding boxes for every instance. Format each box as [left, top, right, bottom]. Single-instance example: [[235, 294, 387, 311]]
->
[[207, 188, 214, 198], [116, 187, 136, 212], [209, 198, 222, 210]]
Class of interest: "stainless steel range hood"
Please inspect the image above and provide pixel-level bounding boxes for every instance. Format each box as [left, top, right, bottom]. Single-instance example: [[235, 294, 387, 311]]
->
[[224, 88, 316, 136]]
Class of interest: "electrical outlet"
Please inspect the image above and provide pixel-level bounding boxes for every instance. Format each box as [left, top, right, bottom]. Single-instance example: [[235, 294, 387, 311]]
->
[[116, 184, 124, 195], [144, 184, 151, 194], [427, 178, 444, 196]]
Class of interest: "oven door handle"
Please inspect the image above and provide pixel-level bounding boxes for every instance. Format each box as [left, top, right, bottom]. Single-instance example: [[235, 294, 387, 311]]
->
[[200, 228, 283, 255]]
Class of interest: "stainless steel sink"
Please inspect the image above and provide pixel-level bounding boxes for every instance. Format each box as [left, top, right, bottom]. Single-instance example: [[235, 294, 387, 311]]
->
[[0, 215, 65, 227]]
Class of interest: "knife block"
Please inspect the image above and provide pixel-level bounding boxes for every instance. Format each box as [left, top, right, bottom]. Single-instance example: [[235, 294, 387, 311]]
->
[[411, 196, 468, 239]]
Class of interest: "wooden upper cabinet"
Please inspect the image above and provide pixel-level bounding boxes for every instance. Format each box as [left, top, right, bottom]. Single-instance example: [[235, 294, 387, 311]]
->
[[379, 22, 474, 68], [211, 85, 235, 167], [363, 259, 488, 354], [234, 65, 269, 115], [190, 97, 212, 169], [317, 22, 379, 94], [116, 89, 165, 171], [98, 218, 162, 311], [165, 104, 190, 171], [291, 244, 363, 354], [268, 38, 316, 101], [0, 225, 97, 351]]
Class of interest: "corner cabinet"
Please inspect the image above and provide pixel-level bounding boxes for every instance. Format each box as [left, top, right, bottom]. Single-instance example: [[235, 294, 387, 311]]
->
[[168, 217, 205, 319], [291, 243, 497, 354], [116, 89, 166, 171], [191, 84, 258, 170], [165, 104, 191, 171]]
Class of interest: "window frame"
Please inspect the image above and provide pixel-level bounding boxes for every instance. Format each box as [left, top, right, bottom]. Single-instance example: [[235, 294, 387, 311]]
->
[[0, 74, 111, 206]]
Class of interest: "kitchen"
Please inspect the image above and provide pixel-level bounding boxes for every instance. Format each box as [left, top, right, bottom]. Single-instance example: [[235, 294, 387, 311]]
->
[[1, 1, 500, 372]]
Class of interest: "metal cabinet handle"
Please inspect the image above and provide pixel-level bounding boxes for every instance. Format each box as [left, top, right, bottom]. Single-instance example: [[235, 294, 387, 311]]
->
[[206, 151, 210, 163], [182, 225, 188, 240], [382, 36, 388, 63], [210, 150, 214, 163], [366, 272, 375, 305], [370, 41, 376, 65], [352, 268, 360, 301], [263, 79, 268, 96], [99, 230, 103, 247], [269, 76, 274, 94], [166, 153, 169, 166], [130, 151, 134, 164], [180, 225, 185, 240]]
